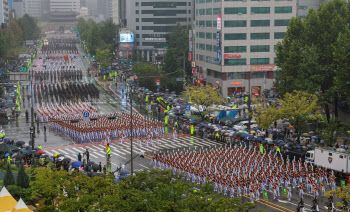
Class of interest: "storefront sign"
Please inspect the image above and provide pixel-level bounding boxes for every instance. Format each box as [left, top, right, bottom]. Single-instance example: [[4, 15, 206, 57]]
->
[[250, 64, 276, 71], [231, 82, 242, 85], [188, 52, 192, 61], [189, 30, 192, 40], [224, 54, 241, 59], [217, 15, 222, 30], [189, 40, 192, 52]]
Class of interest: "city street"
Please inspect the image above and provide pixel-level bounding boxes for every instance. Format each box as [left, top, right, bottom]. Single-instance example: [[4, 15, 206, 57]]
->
[[1, 34, 334, 212]]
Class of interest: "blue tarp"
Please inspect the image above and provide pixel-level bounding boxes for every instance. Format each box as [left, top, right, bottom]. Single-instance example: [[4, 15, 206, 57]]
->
[[217, 111, 227, 118], [227, 111, 238, 118]]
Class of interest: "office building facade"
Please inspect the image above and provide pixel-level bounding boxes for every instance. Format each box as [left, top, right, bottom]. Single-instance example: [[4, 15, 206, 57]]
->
[[194, 0, 299, 97], [125, 0, 194, 61], [50, 0, 80, 13]]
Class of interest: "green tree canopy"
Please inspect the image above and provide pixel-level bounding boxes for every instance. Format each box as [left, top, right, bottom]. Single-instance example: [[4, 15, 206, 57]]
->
[[17, 162, 30, 188], [29, 167, 256, 212], [275, 0, 350, 121], [163, 23, 192, 94], [18, 14, 40, 40], [7, 20, 23, 47], [131, 63, 161, 91], [278, 91, 318, 142], [252, 98, 279, 130], [182, 85, 227, 119], [4, 164, 15, 187], [96, 49, 112, 70]]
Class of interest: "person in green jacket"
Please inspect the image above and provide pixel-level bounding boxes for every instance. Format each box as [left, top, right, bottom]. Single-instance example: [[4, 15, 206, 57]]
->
[[260, 144, 264, 155], [191, 125, 194, 136]]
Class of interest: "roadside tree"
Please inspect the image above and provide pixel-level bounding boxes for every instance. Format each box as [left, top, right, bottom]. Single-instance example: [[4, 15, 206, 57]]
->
[[182, 85, 227, 120], [253, 98, 279, 130], [278, 91, 318, 142], [131, 63, 161, 91]]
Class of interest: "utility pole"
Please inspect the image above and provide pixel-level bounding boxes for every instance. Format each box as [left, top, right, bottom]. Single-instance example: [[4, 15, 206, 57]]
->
[[130, 85, 133, 175], [247, 73, 251, 131], [30, 68, 35, 149], [183, 52, 186, 90]]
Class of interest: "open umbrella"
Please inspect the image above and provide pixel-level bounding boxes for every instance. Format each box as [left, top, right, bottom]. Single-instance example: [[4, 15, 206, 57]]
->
[[92, 164, 100, 172], [57, 156, 65, 161], [5, 153, 11, 157], [37, 150, 44, 154], [0, 144, 20, 152], [87, 161, 95, 166], [120, 171, 130, 176], [72, 161, 83, 168], [62, 158, 71, 163], [15, 141, 25, 146], [54, 153, 62, 157], [113, 177, 120, 184]]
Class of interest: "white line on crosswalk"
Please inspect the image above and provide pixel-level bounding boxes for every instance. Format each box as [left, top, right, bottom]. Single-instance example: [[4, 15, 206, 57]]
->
[[72, 147, 83, 153], [139, 164, 148, 169], [87, 145, 101, 151], [93, 152, 106, 158], [64, 148, 78, 155], [58, 149, 70, 155]]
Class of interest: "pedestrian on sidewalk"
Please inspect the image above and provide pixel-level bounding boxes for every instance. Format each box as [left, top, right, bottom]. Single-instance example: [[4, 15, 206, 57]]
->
[[78, 152, 82, 162], [86, 149, 90, 162]]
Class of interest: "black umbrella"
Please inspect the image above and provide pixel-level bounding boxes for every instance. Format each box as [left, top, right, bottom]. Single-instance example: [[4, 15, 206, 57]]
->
[[16, 154, 26, 159], [87, 161, 95, 166], [15, 141, 25, 146], [62, 158, 71, 163], [0, 144, 20, 152], [33, 152, 40, 157], [92, 164, 100, 172]]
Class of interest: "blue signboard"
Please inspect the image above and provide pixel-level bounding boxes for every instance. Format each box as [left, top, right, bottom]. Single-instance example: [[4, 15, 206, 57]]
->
[[83, 111, 90, 117], [176, 78, 183, 81], [185, 105, 191, 111], [216, 31, 221, 63]]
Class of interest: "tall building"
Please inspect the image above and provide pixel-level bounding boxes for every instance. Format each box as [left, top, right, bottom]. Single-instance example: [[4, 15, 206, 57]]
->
[[50, 0, 80, 13], [0, 0, 10, 24], [194, 0, 298, 97], [23, 0, 42, 17], [125, 0, 194, 61], [12, 0, 24, 18], [112, 0, 119, 25]]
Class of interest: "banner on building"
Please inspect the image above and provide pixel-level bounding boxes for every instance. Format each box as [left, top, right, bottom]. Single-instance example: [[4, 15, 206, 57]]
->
[[217, 15, 222, 30]]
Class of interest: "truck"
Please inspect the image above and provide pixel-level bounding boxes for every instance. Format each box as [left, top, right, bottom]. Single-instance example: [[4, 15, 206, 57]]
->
[[306, 147, 350, 176]]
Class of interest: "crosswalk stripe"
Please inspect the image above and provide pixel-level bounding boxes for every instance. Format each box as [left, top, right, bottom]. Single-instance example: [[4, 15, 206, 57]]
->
[[71, 147, 82, 153], [109, 148, 127, 159], [58, 149, 70, 155], [88, 145, 103, 151], [162, 138, 185, 148], [45, 150, 54, 156], [64, 148, 77, 155], [93, 152, 105, 158], [65, 155, 76, 160]]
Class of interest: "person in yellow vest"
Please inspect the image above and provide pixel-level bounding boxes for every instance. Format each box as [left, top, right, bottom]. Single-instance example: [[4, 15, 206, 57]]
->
[[107, 147, 111, 161], [260, 144, 264, 155], [167, 105, 170, 111], [175, 121, 178, 129], [164, 116, 169, 126], [1, 130, 5, 141], [38, 145, 43, 150], [216, 132, 220, 142], [276, 146, 281, 153], [7, 156, 12, 164], [191, 125, 194, 136]]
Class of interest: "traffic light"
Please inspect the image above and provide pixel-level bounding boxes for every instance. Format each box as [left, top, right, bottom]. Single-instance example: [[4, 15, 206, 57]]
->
[[108, 116, 118, 120]]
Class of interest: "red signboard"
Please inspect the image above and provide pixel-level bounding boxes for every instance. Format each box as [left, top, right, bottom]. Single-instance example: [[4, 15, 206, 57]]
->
[[134, 75, 138, 80], [224, 54, 241, 59], [156, 79, 160, 82], [188, 52, 192, 61]]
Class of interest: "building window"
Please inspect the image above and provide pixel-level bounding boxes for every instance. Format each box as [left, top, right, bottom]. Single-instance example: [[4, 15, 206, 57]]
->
[[136, 26, 139, 30], [136, 34, 140, 38], [213, 33, 216, 40], [251, 71, 267, 79], [206, 8, 212, 15], [206, 20, 212, 27], [199, 0, 205, 3], [250, 45, 270, 52], [136, 10, 139, 14], [274, 45, 277, 52], [213, 21, 217, 28], [224, 59, 247, 66], [250, 58, 270, 65], [275, 7, 292, 13], [206, 0, 212, 2], [196, 43, 198, 49], [206, 32, 213, 39], [199, 43, 205, 50], [215, 71, 222, 79], [224, 20, 247, 27], [224, 33, 246, 40], [224, 0, 245, 1], [250, 33, 270, 40], [136, 18, 139, 22], [251, 0, 270, 1], [213, 8, 221, 15], [274, 32, 286, 39], [198, 32, 205, 38], [251, 7, 270, 14], [224, 46, 246, 53], [142, 10, 187, 16], [199, 20, 205, 26], [199, 9, 205, 15], [206, 44, 213, 51], [227, 72, 246, 79], [224, 7, 247, 14], [135, 2, 139, 6], [250, 20, 270, 27], [275, 19, 290, 26], [196, 9, 198, 15]]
